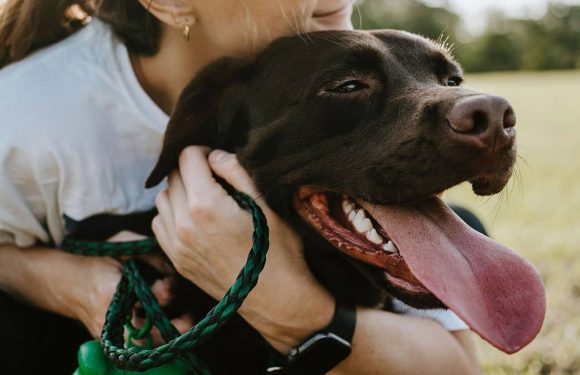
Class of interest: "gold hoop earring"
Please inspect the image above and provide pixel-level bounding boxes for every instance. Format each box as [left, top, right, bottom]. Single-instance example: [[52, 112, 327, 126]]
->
[[182, 23, 191, 41]]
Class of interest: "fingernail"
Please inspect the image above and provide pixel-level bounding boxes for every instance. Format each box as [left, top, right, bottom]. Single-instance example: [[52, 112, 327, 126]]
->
[[209, 149, 229, 164]]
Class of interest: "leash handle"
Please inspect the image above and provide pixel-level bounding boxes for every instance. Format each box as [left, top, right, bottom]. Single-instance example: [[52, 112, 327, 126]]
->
[[63, 189, 269, 373]]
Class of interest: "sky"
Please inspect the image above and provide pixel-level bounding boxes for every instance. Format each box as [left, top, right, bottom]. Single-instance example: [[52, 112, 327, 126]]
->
[[424, 0, 580, 33]]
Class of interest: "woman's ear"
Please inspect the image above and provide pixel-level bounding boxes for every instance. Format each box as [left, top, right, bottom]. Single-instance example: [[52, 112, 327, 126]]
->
[[137, 0, 196, 29], [145, 58, 253, 188]]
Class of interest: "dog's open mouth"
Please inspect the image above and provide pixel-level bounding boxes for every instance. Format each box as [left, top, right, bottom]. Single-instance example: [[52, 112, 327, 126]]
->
[[293, 187, 434, 301], [292, 186, 546, 354]]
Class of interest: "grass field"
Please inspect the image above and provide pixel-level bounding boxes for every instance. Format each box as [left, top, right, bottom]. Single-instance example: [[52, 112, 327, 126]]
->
[[444, 70, 580, 374]]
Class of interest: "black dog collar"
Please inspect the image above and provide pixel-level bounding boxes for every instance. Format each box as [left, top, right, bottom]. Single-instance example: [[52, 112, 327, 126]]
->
[[267, 301, 356, 374]]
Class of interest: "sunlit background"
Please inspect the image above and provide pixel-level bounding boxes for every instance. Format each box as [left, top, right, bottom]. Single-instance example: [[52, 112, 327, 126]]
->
[[354, 1, 580, 374], [428, 0, 580, 33], [1, 0, 578, 373]]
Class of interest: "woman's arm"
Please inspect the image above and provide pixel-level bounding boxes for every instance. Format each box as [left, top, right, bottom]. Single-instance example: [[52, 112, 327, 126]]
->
[[0, 243, 183, 340], [327, 309, 479, 375], [0, 244, 122, 337], [153, 147, 481, 374], [260, 300, 479, 375]]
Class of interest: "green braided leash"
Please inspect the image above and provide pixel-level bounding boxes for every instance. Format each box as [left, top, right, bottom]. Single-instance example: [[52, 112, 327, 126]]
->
[[62, 238, 159, 257], [61, 189, 269, 373]]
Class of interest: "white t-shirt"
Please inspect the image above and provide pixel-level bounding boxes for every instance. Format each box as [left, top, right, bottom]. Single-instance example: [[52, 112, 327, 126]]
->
[[0, 19, 467, 331], [0, 19, 168, 247]]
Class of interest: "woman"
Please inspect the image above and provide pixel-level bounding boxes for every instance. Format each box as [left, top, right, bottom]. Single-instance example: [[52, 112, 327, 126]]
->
[[0, 0, 479, 373]]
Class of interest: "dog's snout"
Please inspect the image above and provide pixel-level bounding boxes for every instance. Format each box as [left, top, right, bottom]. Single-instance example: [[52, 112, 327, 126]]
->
[[447, 95, 516, 150]]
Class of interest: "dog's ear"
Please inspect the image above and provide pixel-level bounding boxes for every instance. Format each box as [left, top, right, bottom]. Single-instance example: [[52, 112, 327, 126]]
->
[[145, 58, 252, 188]]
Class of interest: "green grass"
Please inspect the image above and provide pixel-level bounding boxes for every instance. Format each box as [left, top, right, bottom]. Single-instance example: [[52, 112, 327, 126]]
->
[[444, 70, 580, 374]]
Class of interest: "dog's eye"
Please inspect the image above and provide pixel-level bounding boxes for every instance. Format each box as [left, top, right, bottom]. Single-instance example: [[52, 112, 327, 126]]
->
[[447, 77, 463, 87], [330, 80, 369, 93]]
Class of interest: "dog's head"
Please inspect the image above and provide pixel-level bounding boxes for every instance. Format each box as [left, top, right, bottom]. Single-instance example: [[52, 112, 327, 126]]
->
[[146, 30, 545, 354]]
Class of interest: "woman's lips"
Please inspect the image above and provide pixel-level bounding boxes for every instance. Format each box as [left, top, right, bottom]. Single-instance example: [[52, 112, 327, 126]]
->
[[313, 2, 352, 19]]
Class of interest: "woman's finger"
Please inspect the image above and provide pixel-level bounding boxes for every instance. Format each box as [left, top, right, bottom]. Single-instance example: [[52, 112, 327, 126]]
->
[[143, 317, 194, 346], [150, 278, 173, 307], [153, 189, 176, 255], [136, 253, 174, 276], [129, 315, 164, 346], [172, 148, 251, 235], [171, 316, 194, 334], [129, 316, 194, 346], [166, 170, 197, 227], [208, 150, 260, 199], [178, 146, 228, 204]]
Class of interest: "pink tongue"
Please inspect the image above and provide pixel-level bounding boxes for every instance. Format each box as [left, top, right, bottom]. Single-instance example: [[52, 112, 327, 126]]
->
[[360, 197, 545, 354]]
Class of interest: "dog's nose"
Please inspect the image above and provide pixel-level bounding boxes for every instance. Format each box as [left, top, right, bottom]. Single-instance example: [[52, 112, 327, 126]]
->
[[447, 95, 516, 150]]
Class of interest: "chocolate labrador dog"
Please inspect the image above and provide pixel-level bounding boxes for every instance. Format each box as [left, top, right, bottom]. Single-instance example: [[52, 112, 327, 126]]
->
[[146, 29, 545, 373]]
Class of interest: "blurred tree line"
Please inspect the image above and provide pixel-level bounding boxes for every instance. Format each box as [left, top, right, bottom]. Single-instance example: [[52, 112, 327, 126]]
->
[[355, 0, 580, 72]]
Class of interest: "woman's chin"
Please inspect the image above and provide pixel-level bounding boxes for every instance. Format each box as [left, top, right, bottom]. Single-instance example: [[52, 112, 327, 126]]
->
[[311, 18, 354, 32]]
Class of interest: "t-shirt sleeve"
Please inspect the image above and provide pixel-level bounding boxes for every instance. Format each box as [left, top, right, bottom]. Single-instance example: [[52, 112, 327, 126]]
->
[[0, 146, 54, 247], [391, 298, 469, 331]]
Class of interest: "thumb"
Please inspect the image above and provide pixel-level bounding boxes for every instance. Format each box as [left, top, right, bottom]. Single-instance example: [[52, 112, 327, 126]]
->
[[208, 149, 259, 198]]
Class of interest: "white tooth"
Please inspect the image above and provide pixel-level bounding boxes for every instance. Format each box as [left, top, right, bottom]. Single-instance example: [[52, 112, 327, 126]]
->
[[359, 218, 373, 232], [366, 229, 383, 244], [348, 210, 356, 221], [382, 241, 397, 253], [342, 200, 355, 214], [352, 212, 365, 231], [356, 209, 366, 219]]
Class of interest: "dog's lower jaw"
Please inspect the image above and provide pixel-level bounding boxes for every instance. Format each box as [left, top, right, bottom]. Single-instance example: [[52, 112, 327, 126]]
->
[[301, 230, 446, 309], [291, 188, 449, 309], [470, 166, 515, 196]]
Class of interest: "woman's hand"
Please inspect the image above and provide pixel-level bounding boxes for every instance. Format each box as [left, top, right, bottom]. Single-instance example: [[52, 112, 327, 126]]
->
[[72, 249, 186, 341], [153, 147, 335, 352], [0, 240, 189, 343], [70, 254, 123, 339]]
